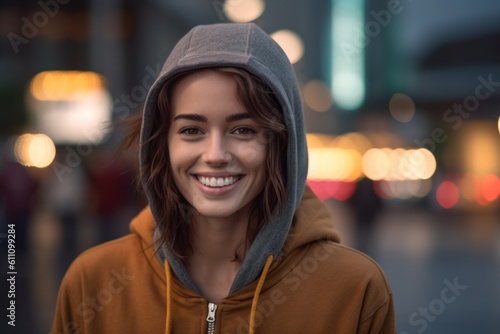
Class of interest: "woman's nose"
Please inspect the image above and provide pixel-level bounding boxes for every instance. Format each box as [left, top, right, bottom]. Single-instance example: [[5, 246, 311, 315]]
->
[[202, 134, 231, 166]]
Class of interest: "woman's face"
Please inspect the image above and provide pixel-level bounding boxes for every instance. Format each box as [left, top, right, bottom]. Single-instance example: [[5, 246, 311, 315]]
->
[[167, 70, 266, 220]]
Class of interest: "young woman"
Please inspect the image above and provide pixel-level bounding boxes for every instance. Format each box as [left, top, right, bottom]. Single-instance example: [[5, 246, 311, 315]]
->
[[52, 23, 396, 334]]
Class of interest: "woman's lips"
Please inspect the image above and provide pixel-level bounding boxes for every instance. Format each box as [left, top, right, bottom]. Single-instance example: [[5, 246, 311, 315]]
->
[[193, 175, 244, 196], [196, 175, 241, 187]]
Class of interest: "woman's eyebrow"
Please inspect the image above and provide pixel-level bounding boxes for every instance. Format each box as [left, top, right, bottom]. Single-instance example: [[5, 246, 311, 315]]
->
[[172, 114, 207, 122], [172, 113, 251, 122], [225, 112, 251, 122]]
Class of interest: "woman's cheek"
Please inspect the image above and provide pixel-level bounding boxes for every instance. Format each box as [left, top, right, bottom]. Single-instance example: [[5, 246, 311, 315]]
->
[[238, 141, 266, 164]]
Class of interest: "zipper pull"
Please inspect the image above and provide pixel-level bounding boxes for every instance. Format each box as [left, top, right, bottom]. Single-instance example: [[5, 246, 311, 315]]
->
[[207, 302, 218, 334]]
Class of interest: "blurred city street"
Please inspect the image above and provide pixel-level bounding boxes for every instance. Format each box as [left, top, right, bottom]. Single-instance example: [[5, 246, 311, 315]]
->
[[0, 0, 499, 333]]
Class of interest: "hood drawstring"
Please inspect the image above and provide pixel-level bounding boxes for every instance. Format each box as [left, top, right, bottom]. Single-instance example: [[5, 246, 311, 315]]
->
[[165, 259, 173, 334], [249, 254, 274, 334], [164, 254, 274, 334]]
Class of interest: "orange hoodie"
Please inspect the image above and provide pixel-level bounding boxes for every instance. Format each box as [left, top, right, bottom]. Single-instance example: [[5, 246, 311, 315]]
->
[[51, 186, 395, 334]]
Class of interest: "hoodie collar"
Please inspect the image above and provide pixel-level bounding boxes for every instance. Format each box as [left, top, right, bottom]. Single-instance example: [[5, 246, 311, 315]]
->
[[129, 185, 340, 293]]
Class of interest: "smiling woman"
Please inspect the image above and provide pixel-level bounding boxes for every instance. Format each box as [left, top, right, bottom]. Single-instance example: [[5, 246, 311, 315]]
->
[[167, 69, 276, 302], [51, 23, 396, 334], [146, 67, 288, 265], [164, 68, 286, 259], [169, 70, 267, 212]]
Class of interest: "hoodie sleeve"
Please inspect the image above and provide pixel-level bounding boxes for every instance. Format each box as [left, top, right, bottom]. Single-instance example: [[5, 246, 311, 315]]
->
[[358, 293, 397, 334], [356, 263, 397, 334], [51, 260, 86, 334]]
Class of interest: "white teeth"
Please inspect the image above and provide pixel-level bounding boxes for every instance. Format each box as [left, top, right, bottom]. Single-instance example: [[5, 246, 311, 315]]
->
[[197, 176, 239, 187], [210, 177, 217, 187]]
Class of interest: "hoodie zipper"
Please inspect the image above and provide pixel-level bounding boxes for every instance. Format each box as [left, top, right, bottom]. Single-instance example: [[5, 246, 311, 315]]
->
[[207, 302, 218, 334]]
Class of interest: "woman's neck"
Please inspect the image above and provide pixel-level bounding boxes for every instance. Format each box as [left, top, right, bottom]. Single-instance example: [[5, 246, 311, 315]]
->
[[186, 211, 250, 303], [194, 217, 247, 256]]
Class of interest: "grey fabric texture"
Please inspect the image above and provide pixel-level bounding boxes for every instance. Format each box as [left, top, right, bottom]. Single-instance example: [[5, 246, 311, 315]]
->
[[139, 23, 308, 294]]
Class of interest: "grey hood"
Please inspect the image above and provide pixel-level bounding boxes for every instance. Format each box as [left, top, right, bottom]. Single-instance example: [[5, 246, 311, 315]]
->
[[139, 23, 308, 294]]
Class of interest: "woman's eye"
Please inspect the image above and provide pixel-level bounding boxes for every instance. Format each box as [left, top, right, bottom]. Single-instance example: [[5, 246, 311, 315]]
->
[[180, 127, 202, 135], [233, 127, 256, 135]]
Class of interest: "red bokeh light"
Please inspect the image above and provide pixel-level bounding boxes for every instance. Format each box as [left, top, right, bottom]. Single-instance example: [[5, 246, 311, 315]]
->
[[307, 180, 357, 201], [436, 181, 460, 209], [479, 174, 500, 203]]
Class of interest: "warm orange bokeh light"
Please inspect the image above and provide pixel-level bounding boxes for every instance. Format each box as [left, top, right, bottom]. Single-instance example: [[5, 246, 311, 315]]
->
[[30, 71, 104, 101]]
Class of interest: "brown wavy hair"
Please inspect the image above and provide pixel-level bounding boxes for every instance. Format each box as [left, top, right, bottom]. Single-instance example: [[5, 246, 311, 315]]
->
[[121, 67, 287, 261]]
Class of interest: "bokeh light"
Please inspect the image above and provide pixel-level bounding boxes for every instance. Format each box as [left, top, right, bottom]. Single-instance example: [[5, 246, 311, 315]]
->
[[308, 148, 361, 181], [303, 80, 333, 112], [408, 178, 433, 198], [462, 122, 498, 175], [30, 71, 104, 101], [224, 0, 265, 23], [436, 181, 460, 209], [410, 149, 437, 180], [307, 133, 437, 200], [377, 179, 433, 200], [341, 132, 372, 154], [28, 70, 112, 144], [362, 148, 390, 181], [478, 174, 500, 203], [389, 93, 416, 123], [306, 133, 333, 149], [362, 148, 436, 181], [14, 133, 56, 168], [271, 30, 304, 64], [307, 180, 356, 201], [306, 133, 366, 183]]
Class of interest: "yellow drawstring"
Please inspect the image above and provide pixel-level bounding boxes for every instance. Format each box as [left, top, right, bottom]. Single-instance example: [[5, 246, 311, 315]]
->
[[164, 259, 172, 334], [248, 254, 274, 334]]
